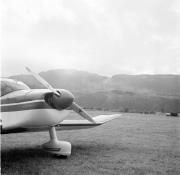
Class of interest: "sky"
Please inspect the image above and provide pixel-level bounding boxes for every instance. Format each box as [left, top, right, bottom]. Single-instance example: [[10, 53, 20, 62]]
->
[[1, 0, 180, 76]]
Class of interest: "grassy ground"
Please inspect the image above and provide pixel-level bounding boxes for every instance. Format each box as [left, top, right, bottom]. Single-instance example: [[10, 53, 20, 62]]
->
[[1, 111, 180, 175]]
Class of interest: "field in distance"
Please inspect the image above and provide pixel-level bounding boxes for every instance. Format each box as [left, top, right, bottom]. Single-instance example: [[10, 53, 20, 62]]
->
[[1, 111, 180, 175]]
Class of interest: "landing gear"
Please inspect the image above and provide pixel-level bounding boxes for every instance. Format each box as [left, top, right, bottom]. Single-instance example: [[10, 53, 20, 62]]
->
[[42, 126, 71, 156]]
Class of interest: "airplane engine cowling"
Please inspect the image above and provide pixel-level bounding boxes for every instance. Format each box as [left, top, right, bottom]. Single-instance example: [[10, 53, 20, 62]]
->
[[44, 90, 74, 110]]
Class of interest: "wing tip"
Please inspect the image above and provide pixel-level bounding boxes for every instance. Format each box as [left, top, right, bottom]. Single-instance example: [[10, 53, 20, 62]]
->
[[93, 114, 121, 124]]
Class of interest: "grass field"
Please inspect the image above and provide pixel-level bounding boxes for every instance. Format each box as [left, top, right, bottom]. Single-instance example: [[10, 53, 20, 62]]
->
[[1, 111, 180, 175]]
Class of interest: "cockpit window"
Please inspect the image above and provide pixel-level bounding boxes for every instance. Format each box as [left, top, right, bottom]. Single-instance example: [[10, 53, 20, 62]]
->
[[0, 79, 30, 97]]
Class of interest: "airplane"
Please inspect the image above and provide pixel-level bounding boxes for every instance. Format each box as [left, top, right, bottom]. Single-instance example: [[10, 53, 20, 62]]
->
[[0, 67, 121, 157]]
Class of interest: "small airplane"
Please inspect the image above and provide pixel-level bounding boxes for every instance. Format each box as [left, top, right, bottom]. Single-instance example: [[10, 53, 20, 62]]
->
[[0, 67, 121, 156]]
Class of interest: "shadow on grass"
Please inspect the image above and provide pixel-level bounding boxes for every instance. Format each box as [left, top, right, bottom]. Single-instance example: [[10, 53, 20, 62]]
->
[[1, 143, 118, 174], [2, 147, 48, 164]]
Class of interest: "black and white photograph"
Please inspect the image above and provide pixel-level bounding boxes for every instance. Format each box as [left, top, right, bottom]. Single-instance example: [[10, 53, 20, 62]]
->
[[1, 0, 180, 174]]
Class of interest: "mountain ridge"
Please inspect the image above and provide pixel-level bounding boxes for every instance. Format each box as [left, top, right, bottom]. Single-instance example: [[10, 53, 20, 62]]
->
[[9, 69, 180, 113]]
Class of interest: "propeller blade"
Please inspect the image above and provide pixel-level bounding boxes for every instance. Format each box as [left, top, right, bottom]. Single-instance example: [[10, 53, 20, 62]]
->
[[71, 102, 96, 123], [25, 67, 60, 97]]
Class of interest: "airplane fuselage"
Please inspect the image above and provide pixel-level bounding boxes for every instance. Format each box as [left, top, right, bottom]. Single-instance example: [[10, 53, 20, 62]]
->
[[1, 88, 74, 133]]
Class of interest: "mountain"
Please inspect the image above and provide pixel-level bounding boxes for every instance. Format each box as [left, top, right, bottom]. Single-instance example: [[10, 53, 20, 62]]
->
[[11, 69, 107, 92], [10, 69, 180, 113], [106, 74, 180, 97]]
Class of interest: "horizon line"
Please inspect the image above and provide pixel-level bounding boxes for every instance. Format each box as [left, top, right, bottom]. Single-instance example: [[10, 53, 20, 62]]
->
[[1, 68, 180, 78]]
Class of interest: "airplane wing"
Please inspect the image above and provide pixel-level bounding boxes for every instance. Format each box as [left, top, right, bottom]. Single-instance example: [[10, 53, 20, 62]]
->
[[1, 114, 121, 134], [55, 114, 121, 130]]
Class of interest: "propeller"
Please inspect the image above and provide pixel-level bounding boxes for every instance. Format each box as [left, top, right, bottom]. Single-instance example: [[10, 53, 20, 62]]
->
[[26, 67, 96, 123], [71, 102, 95, 123], [25, 67, 60, 97]]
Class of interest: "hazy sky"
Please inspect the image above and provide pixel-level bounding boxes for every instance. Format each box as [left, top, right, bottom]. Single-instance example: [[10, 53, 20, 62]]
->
[[1, 0, 180, 76]]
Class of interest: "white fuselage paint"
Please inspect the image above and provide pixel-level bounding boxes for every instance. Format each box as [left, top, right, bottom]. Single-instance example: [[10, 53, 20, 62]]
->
[[2, 109, 70, 130]]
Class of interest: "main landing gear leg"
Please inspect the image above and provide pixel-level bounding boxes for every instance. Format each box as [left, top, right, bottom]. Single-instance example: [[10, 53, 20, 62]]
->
[[42, 126, 71, 157]]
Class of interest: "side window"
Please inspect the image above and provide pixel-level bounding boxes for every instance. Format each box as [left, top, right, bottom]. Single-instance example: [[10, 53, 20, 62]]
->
[[0, 79, 30, 97], [0, 81, 15, 96]]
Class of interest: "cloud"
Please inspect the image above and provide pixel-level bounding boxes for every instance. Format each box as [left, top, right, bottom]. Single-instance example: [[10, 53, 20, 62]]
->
[[171, 0, 180, 14], [2, 0, 180, 76]]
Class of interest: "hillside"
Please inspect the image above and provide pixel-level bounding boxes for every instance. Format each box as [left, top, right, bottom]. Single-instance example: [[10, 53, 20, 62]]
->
[[10, 69, 180, 113]]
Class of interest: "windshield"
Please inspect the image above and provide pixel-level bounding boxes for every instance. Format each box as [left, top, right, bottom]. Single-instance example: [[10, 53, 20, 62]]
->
[[0, 79, 30, 97]]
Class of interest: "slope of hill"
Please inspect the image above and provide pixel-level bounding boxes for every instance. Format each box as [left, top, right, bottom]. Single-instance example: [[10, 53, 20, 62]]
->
[[10, 69, 180, 113], [106, 74, 180, 96]]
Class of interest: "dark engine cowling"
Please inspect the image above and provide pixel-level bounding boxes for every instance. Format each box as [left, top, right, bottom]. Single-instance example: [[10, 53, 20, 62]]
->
[[44, 89, 74, 110]]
